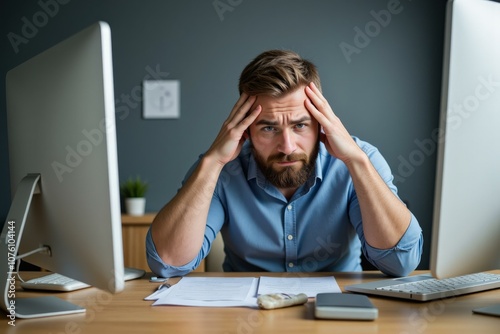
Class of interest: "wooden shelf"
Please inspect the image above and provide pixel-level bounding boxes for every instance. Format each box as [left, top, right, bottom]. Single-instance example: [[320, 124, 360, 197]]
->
[[121, 213, 205, 272], [121, 213, 157, 225]]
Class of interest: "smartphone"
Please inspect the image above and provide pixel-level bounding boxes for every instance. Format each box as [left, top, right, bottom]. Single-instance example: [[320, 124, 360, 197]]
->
[[315, 293, 378, 320]]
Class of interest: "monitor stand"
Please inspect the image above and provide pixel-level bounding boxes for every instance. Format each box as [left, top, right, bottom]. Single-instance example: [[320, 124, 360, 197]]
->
[[1, 173, 85, 319]]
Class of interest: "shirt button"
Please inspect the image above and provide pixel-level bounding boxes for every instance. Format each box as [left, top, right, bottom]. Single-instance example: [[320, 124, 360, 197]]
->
[[287, 234, 293, 241], [288, 262, 294, 268], [287, 205, 293, 211]]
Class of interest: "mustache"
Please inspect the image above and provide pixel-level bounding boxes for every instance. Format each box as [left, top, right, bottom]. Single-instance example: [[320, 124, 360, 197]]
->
[[267, 152, 308, 163]]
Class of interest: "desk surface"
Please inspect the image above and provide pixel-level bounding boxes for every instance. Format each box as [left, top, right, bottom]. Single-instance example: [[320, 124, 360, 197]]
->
[[3, 271, 499, 333]]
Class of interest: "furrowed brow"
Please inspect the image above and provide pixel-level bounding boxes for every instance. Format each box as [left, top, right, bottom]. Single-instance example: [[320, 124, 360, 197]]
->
[[255, 116, 312, 126], [290, 116, 312, 125], [255, 119, 279, 126]]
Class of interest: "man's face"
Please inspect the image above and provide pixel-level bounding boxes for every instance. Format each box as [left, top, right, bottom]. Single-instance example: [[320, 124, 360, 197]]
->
[[248, 85, 320, 190]]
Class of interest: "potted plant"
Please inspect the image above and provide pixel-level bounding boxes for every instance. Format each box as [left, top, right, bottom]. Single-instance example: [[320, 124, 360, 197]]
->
[[121, 176, 148, 216]]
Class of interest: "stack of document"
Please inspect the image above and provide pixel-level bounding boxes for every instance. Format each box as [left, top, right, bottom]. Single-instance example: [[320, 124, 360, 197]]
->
[[145, 276, 341, 308]]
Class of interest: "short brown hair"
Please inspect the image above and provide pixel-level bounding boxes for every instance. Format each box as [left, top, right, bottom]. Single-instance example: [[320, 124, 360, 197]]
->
[[238, 49, 321, 97]]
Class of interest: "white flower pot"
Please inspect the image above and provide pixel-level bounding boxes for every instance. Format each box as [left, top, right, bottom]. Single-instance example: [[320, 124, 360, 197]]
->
[[125, 197, 146, 216]]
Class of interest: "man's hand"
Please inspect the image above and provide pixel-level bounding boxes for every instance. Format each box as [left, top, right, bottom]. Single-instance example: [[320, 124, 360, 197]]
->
[[151, 94, 260, 266], [305, 82, 412, 251], [206, 93, 262, 166], [304, 82, 363, 164]]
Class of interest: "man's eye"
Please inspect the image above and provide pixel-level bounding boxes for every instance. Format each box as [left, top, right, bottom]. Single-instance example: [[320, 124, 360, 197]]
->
[[295, 123, 306, 129], [263, 126, 275, 132]]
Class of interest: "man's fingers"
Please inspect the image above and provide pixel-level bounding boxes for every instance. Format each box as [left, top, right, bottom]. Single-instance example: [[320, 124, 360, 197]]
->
[[227, 94, 257, 126], [305, 83, 330, 114], [305, 96, 329, 127], [238, 104, 261, 129]]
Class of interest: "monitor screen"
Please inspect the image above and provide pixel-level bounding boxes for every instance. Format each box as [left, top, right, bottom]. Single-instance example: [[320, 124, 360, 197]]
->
[[431, 0, 500, 279], [1, 21, 124, 318]]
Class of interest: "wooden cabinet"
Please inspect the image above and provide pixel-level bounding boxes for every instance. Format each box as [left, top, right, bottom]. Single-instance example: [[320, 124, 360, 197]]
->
[[121, 213, 205, 272], [121, 213, 154, 272]]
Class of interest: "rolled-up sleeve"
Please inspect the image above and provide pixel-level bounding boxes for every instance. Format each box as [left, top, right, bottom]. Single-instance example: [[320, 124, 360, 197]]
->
[[145, 227, 199, 277], [363, 214, 423, 277], [354, 140, 424, 277], [145, 155, 223, 278]]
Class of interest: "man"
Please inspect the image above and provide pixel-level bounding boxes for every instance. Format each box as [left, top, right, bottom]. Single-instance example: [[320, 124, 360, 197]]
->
[[147, 49, 423, 277]]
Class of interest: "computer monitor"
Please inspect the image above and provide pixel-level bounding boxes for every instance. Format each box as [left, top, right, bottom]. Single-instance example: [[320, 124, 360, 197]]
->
[[1, 21, 124, 318], [431, 0, 500, 314]]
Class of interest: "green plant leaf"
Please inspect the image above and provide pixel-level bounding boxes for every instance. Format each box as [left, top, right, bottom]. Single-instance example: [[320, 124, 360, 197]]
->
[[120, 175, 148, 198]]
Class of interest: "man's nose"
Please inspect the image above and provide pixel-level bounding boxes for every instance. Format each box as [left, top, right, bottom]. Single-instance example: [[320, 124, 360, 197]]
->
[[278, 129, 297, 155]]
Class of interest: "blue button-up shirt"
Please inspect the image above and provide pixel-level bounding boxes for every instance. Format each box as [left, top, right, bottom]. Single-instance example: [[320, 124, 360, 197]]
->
[[146, 138, 423, 277]]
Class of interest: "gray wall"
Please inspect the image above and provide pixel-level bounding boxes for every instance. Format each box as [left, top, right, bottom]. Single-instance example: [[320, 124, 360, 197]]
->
[[0, 0, 447, 269]]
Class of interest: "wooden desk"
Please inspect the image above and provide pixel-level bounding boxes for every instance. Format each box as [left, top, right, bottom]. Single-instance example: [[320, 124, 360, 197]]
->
[[3, 271, 499, 333]]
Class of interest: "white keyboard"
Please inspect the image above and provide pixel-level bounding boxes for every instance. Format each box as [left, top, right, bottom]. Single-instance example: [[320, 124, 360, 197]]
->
[[21, 273, 90, 291], [375, 272, 500, 300], [21, 267, 146, 292]]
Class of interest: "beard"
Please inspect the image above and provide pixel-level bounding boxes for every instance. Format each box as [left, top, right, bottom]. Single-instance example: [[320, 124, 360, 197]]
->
[[252, 141, 319, 189]]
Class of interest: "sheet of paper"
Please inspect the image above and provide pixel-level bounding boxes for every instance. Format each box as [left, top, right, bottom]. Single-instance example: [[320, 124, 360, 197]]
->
[[145, 276, 342, 307], [151, 277, 259, 307], [145, 285, 170, 301], [257, 276, 341, 297]]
